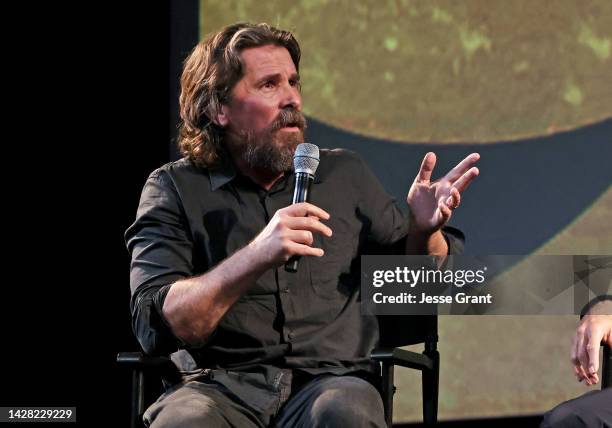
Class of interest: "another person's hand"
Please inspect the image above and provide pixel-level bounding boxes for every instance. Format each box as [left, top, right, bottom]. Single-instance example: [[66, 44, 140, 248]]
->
[[407, 152, 480, 235], [249, 202, 332, 268], [571, 301, 612, 385]]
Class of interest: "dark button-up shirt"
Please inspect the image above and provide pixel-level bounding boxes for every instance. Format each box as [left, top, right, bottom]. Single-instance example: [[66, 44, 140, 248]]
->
[[125, 149, 464, 417]]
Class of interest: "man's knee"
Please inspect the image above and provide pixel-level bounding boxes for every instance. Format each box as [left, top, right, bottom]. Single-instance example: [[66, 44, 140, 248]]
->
[[309, 377, 385, 427], [148, 404, 227, 428], [144, 384, 232, 428]]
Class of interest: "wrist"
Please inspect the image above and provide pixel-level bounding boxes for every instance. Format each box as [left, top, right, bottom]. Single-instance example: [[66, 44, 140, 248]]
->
[[245, 239, 274, 272]]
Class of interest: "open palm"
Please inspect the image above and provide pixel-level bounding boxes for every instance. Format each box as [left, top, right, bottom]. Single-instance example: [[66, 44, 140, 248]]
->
[[407, 152, 480, 234]]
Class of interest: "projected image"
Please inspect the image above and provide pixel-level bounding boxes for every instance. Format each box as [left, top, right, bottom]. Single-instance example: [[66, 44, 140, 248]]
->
[[200, 0, 612, 422], [202, 0, 611, 143]]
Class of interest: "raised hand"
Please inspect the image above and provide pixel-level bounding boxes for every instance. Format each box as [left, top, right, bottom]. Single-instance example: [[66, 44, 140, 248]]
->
[[407, 152, 480, 234]]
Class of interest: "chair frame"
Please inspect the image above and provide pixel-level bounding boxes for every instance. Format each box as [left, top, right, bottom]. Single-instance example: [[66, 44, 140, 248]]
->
[[118, 314, 440, 427], [118, 341, 610, 427], [371, 341, 439, 427]]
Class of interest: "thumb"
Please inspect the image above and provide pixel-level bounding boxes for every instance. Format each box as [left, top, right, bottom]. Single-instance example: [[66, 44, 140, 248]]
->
[[439, 202, 452, 225]]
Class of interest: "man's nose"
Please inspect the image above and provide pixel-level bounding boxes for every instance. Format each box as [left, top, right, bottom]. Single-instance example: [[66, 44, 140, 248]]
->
[[280, 82, 301, 111]]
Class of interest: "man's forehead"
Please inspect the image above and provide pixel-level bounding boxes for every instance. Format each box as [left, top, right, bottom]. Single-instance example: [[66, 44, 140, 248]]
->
[[240, 45, 297, 78]]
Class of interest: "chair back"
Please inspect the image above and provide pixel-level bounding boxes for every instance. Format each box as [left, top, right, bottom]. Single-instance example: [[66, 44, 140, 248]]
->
[[377, 315, 438, 349]]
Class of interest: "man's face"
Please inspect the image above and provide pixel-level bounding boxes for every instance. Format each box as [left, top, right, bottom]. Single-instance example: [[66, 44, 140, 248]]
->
[[218, 44, 306, 174]]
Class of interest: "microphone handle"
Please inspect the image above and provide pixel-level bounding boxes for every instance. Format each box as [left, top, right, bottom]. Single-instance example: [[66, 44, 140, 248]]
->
[[285, 173, 313, 272]]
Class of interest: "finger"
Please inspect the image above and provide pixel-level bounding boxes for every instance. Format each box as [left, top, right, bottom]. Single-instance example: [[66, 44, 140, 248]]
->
[[285, 216, 333, 237], [578, 365, 591, 384], [445, 188, 461, 209], [585, 328, 603, 376], [439, 201, 452, 224], [452, 167, 480, 193], [571, 333, 581, 375], [445, 153, 480, 183], [415, 152, 436, 183], [574, 365, 591, 383], [573, 365, 582, 382], [572, 329, 587, 382], [571, 331, 592, 384], [284, 202, 330, 220], [576, 331, 593, 383], [289, 242, 324, 257], [576, 327, 586, 367], [286, 230, 314, 246], [575, 358, 591, 384]]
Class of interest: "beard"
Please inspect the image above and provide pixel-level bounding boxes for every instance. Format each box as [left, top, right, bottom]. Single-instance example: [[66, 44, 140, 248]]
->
[[237, 109, 307, 175]]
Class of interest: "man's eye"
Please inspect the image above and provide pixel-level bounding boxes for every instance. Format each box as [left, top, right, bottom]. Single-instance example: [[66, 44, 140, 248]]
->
[[262, 81, 275, 89], [290, 80, 301, 88]]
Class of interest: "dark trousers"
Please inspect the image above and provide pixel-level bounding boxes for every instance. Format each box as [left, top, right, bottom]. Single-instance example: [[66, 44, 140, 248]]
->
[[143, 371, 386, 428], [541, 389, 612, 428]]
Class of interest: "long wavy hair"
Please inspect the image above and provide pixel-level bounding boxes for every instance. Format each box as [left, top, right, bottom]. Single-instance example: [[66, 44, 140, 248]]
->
[[178, 22, 301, 168]]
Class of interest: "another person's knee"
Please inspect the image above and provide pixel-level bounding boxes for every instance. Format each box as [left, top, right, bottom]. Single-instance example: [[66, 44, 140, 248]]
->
[[541, 402, 582, 428], [540, 391, 607, 428], [540, 389, 612, 428], [309, 377, 385, 427]]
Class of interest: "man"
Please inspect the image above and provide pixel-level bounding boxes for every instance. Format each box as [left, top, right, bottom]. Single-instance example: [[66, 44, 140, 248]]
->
[[126, 22, 479, 427], [541, 296, 612, 427]]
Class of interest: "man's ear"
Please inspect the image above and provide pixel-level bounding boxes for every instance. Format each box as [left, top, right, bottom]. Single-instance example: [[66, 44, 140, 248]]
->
[[214, 104, 229, 127]]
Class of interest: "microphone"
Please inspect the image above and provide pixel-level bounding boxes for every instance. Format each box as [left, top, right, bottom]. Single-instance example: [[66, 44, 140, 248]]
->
[[285, 143, 320, 273]]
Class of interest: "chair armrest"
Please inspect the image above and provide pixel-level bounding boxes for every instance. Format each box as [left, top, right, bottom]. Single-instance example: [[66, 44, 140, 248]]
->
[[371, 347, 435, 371], [117, 352, 173, 369], [117, 352, 182, 385]]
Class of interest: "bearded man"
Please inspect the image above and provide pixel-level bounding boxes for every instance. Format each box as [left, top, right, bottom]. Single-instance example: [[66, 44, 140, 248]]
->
[[126, 22, 479, 427]]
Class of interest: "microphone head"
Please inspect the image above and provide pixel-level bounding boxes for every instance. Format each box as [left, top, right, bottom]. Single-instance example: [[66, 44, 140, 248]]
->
[[293, 143, 320, 175]]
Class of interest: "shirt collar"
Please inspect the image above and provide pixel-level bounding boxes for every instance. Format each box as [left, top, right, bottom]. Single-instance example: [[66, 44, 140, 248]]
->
[[208, 156, 324, 191], [209, 158, 237, 191]]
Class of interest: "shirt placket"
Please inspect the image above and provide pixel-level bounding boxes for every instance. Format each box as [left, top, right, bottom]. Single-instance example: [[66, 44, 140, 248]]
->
[[258, 187, 297, 343]]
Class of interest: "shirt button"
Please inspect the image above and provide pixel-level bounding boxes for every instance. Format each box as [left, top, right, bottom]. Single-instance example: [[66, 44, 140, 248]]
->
[[282, 288, 290, 293]]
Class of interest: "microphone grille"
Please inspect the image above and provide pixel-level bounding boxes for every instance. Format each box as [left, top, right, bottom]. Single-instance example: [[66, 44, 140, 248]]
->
[[294, 143, 320, 175]]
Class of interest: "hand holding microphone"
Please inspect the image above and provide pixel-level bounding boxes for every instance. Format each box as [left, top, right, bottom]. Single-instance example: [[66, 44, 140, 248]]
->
[[285, 143, 321, 272], [248, 143, 332, 272]]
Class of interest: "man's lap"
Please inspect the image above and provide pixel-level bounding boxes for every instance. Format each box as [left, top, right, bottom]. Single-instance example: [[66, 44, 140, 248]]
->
[[144, 373, 386, 428], [272, 374, 386, 427], [143, 380, 265, 428]]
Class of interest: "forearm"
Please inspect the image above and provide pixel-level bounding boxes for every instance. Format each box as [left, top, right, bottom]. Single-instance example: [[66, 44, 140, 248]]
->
[[405, 229, 448, 256], [162, 241, 269, 347], [159, 202, 332, 348]]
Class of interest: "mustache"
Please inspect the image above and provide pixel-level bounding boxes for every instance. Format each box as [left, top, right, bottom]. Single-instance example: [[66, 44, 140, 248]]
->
[[270, 109, 307, 132]]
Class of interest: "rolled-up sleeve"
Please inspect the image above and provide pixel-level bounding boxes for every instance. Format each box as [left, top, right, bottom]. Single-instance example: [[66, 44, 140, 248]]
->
[[441, 225, 465, 255], [125, 169, 194, 355], [353, 154, 410, 247]]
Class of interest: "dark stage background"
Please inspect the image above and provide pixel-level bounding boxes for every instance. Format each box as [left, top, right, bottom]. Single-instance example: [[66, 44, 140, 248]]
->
[[2, 1, 172, 426]]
